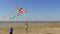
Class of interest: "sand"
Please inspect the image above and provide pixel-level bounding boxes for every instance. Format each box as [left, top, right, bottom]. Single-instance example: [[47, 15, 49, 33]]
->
[[0, 22, 60, 34]]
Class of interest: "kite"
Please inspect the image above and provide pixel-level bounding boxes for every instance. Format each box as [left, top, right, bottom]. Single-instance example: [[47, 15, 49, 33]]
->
[[3, 6, 28, 21], [18, 8, 23, 13], [17, 8, 27, 16], [17, 8, 23, 16]]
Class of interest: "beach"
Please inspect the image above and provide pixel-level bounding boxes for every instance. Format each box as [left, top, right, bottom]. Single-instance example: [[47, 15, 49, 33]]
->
[[0, 22, 60, 34]]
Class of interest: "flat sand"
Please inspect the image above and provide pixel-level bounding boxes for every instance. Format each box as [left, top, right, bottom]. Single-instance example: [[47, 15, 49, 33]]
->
[[0, 22, 60, 34]]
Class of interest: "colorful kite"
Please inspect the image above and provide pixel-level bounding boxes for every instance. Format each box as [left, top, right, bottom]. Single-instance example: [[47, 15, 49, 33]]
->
[[17, 8, 27, 16], [3, 6, 28, 21]]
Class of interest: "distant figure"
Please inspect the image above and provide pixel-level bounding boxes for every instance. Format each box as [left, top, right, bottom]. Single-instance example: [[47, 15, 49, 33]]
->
[[10, 27, 13, 34], [25, 23, 28, 33]]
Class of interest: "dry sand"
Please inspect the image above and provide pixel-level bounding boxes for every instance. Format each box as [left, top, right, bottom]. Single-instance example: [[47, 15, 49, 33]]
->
[[0, 22, 60, 34]]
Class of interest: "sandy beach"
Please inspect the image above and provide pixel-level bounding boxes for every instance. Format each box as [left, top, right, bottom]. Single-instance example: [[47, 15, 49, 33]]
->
[[0, 22, 60, 34]]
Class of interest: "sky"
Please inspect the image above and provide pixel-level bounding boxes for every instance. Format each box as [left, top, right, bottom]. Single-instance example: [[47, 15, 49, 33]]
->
[[0, 0, 60, 21]]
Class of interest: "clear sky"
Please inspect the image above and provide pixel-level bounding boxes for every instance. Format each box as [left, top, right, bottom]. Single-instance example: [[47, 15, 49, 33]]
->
[[0, 0, 60, 21]]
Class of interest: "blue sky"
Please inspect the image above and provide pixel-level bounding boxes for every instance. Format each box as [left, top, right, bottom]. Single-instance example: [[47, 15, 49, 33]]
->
[[0, 0, 60, 21]]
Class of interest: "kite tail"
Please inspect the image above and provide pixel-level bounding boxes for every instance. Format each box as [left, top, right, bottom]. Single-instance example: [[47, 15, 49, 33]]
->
[[17, 13, 20, 16]]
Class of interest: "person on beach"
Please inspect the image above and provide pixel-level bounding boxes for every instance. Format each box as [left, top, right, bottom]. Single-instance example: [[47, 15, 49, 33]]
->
[[25, 23, 28, 33], [9, 27, 13, 34]]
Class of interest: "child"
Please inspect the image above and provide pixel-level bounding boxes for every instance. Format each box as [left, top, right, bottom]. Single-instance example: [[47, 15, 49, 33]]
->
[[10, 27, 13, 34], [25, 23, 28, 33]]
